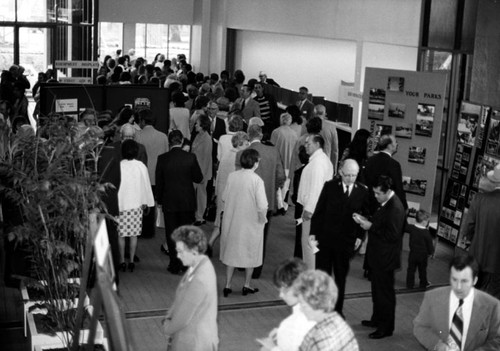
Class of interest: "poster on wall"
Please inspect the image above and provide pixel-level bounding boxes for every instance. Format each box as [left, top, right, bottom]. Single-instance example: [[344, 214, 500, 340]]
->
[[361, 68, 447, 219]]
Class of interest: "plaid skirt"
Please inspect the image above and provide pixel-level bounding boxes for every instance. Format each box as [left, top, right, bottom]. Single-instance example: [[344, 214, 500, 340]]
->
[[118, 207, 143, 237]]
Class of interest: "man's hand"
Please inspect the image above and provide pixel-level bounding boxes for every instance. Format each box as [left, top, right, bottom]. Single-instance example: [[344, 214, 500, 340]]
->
[[302, 210, 313, 221], [354, 238, 362, 251]]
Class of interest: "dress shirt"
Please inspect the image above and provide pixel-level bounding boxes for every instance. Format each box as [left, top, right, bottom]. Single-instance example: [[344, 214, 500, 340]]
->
[[297, 149, 334, 213], [449, 289, 474, 350], [379, 191, 395, 208]]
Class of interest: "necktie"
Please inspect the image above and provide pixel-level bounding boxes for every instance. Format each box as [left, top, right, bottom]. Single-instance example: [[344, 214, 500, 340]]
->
[[449, 299, 464, 350], [241, 99, 245, 110], [344, 185, 350, 197]]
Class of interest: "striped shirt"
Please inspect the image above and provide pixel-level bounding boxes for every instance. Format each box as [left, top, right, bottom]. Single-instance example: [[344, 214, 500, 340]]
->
[[255, 95, 271, 120]]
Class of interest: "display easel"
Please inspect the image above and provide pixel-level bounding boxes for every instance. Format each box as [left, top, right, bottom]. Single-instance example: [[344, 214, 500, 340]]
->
[[71, 213, 134, 351]]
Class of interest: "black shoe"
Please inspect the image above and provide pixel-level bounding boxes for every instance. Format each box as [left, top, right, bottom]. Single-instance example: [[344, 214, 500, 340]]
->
[[120, 262, 127, 273], [160, 244, 169, 255], [128, 263, 135, 272], [361, 320, 378, 328], [134, 255, 140, 263], [223, 288, 232, 297], [369, 330, 393, 339], [194, 220, 206, 226], [242, 286, 259, 296]]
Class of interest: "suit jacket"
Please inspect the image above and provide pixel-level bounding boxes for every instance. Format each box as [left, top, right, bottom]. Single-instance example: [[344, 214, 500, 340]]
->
[[363, 151, 407, 212], [235, 141, 285, 212], [110, 140, 148, 166], [414, 287, 500, 351], [235, 97, 260, 123], [311, 179, 369, 252], [320, 120, 339, 173], [164, 256, 218, 351], [155, 147, 203, 212], [366, 194, 405, 271], [297, 99, 314, 121], [460, 189, 500, 274]]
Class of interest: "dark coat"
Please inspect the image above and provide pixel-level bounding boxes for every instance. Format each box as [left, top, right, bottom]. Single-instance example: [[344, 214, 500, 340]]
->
[[155, 147, 203, 212], [311, 179, 369, 252], [366, 194, 406, 271], [363, 151, 407, 213]]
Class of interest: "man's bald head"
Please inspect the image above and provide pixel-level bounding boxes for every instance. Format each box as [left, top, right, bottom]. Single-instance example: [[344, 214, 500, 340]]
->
[[120, 123, 136, 140]]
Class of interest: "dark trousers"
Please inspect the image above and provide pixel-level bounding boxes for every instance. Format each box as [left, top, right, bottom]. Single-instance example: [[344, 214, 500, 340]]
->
[[252, 211, 272, 278], [316, 246, 352, 316], [141, 185, 156, 238], [370, 268, 396, 333], [163, 211, 194, 269], [293, 203, 303, 259], [406, 251, 428, 288]]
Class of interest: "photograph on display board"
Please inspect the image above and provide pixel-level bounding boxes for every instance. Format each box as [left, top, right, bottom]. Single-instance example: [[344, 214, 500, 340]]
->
[[375, 124, 392, 138], [407, 201, 420, 218], [438, 223, 450, 240], [408, 146, 426, 164], [387, 77, 405, 92], [403, 176, 427, 196], [472, 154, 500, 188], [395, 122, 413, 139], [457, 112, 479, 146], [368, 88, 386, 120], [415, 103, 435, 137], [449, 228, 459, 243], [486, 110, 500, 157], [388, 103, 406, 118]]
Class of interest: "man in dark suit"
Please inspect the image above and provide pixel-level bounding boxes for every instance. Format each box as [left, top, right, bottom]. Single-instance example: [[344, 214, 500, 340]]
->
[[363, 134, 407, 213], [155, 130, 203, 274], [414, 255, 500, 351], [296, 86, 315, 121], [358, 175, 405, 339], [310, 159, 369, 316], [236, 124, 285, 279]]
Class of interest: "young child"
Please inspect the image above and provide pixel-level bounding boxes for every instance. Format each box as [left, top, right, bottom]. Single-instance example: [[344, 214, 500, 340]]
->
[[406, 210, 435, 289], [257, 258, 316, 351]]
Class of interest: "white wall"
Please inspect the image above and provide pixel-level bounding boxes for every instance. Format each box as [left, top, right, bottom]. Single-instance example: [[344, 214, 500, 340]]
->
[[99, 0, 194, 24], [234, 30, 356, 101]]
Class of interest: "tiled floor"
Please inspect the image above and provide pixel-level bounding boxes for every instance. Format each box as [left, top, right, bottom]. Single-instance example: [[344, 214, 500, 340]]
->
[[1, 208, 456, 350]]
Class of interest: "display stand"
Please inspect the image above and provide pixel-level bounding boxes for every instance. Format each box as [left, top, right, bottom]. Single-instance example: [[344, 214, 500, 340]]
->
[[360, 68, 447, 218]]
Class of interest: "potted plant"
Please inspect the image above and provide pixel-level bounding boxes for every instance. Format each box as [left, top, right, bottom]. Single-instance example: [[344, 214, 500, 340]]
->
[[0, 114, 110, 350]]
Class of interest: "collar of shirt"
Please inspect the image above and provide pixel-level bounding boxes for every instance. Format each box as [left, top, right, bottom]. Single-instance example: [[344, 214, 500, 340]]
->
[[250, 140, 261, 145], [309, 148, 324, 161], [449, 288, 474, 349], [381, 150, 392, 157], [342, 182, 352, 194], [414, 223, 427, 229]]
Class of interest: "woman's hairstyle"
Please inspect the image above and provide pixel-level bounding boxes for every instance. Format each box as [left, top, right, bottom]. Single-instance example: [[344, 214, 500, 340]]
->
[[197, 114, 211, 132], [292, 270, 338, 312], [228, 115, 244, 132], [280, 113, 292, 126], [121, 139, 139, 160], [231, 131, 249, 148], [171, 225, 207, 254], [240, 148, 260, 169], [347, 128, 371, 163], [273, 258, 308, 288]]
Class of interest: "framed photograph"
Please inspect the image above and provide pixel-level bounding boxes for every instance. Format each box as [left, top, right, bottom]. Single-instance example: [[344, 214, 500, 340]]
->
[[368, 88, 386, 120], [375, 124, 392, 138], [457, 112, 479, 146], [460, 185, 467, 197], [388, 103, 406, 118], [387, 77, 405, 92], [485, 111, 500, 157], [449, 198, 457, 208], [407, 201, 420, 218], [415, 103, 435, 137], [395, 122, 413, 139], [438, 224, 450, 240], [408, 146, 426, 164], [449, 228, 459, 243], [403, 177, 427, 196]]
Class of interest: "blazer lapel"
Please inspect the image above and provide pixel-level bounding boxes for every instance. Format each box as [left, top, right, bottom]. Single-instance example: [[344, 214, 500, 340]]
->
[[464, 293, 486, 351]]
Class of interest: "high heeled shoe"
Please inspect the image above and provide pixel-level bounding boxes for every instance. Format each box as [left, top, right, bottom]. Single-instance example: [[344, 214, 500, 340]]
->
[[223, 288, 232, 297], [242, 286, 259, 296], [120, 262, 127, 273], [128, 262, 135, 272]]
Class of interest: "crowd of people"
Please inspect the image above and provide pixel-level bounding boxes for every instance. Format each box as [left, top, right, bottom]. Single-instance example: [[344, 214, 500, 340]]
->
[[2, 50, 500, 350]]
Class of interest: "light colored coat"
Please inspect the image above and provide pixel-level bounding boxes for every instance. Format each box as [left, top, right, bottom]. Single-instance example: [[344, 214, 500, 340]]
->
[[164, 256, 218, 351], [413, 287, 500, 351]]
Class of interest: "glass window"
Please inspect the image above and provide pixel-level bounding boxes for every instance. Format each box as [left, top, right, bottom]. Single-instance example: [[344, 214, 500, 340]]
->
[[168, 25, 190, 61], [17, 0, 49, 22], [0, 0, 16, 21], [98, 22, 123, 64], [0, 26, 14, 70], [135, 23, 191, 64], [135, 23, 146, 60]]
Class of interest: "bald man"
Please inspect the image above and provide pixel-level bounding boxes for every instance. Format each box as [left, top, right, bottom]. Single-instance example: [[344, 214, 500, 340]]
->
[[310, 159, 369, 316]]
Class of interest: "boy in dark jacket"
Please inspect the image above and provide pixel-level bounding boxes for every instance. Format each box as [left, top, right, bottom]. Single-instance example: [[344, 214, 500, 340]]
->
[[406, 210, 434, 288]]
